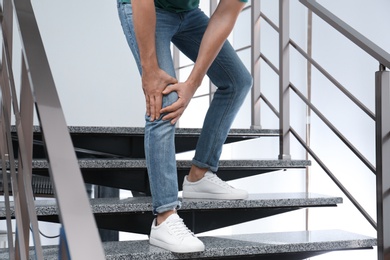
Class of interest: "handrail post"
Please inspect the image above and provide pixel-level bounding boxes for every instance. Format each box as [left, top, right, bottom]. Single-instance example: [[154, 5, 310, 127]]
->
[[279, 0, 291, 159], [375, 64, 390, 260], [209, 0, 218, 103], [251, 0, 261, 129]]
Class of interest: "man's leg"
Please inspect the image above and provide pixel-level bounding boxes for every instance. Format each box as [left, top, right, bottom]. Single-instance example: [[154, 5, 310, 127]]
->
[[173, 8, 252, 197], [117, 1, 181, 216], [117, 2, 204, 253]]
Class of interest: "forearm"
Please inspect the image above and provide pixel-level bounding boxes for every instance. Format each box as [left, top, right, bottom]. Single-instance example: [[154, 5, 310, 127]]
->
[[132, 0, 158, 70], [131, 0, 177, 120], [187, 0, 245, 88]]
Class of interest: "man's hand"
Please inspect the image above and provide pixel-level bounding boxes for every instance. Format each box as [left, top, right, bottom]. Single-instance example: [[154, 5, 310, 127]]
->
[[160, 80, 197, 124], [142, 68, 177, 121]]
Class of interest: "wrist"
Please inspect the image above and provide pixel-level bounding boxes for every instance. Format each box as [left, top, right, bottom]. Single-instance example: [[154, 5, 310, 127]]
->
[[140, 51, 159, 71], [186, 75, 203, 90], [141, 61, 159, 72]]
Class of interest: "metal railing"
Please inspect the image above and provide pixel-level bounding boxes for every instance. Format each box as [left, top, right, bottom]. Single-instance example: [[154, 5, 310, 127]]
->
[[173, 5, 388, 259], [0, 0, 105, 259], [249, 0, 389, 259]]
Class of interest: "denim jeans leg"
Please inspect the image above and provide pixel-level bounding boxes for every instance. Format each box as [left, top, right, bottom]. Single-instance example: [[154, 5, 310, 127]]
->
[[193, 40, 253, 171], [117, 2, 182, 214], [144, 92, 180, 215], [172, 8, 253, 172]]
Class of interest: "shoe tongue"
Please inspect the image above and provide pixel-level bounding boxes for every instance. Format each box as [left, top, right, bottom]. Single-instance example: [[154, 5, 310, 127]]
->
[[204, 171, 214, 177], [166, 213, 180, 222]]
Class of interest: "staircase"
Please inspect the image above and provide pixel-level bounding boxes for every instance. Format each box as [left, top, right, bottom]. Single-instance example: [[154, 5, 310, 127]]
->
[[0, 0, 387, 259], [0, 126, 376, 259]]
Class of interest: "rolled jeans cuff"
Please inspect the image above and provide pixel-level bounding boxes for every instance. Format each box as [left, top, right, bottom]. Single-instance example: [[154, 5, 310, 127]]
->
[[192, 158, 218, 172], [154, 201, 182, 215]]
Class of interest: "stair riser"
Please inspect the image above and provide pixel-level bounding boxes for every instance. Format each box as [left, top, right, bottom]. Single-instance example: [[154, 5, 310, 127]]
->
[[31, 168, 281, 194]]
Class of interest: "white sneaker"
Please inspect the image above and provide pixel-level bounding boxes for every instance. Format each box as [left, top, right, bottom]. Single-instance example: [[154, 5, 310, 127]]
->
[[182, 171, 248, 200], [149, 213, 205, 253]]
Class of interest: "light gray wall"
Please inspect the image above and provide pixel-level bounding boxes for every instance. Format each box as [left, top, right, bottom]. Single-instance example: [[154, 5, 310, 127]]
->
[[32, 0, 145, 127]]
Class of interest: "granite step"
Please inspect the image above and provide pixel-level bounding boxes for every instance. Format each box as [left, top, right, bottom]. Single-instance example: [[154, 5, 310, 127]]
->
[[11, 126, 280, 159], [0, 229, 376, 259], [2, 193, 342, 235], [29, 158, 310, 193]]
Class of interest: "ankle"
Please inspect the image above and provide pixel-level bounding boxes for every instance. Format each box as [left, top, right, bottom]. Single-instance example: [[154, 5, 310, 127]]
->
[[156, 210, 176, 226], [187, 165, 208, 182]]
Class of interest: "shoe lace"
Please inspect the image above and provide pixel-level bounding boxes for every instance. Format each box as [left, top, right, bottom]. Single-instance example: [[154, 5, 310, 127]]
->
[[206, 173, 233, 189], [167, 218, 194, 239]]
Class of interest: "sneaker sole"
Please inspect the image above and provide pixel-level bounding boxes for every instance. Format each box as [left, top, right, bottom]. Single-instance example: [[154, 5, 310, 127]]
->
[[149, 237, 205, 253], [182, 191, 248, 200]]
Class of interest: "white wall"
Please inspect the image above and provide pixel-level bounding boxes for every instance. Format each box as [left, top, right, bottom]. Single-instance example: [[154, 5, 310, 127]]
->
[[31, 0, 145, 127], [3, 0, 390, 259]]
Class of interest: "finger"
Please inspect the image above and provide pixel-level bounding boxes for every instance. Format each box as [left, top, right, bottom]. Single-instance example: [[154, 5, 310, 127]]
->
[[162, 112, 178, 121], [154, 94, 163, 119], [162, 83, 178, 95], [162, 111, 182, 124], [149, 96, 156, 121], [145, 95, 151, 117], [160, 101, 181, 114]]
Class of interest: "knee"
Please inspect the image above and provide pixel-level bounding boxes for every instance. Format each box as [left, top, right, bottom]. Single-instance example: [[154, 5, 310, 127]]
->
[[162, 91, 178, 109], [241, 71, 253, 91], [231, 70, 252, 99], [145, 91, 178, 125]]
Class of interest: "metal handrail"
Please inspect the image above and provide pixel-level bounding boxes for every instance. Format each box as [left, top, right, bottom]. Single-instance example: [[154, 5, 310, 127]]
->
[[289, 39, 376, 121], [299, 0, 390, 70], [254, 1, 380, 171]]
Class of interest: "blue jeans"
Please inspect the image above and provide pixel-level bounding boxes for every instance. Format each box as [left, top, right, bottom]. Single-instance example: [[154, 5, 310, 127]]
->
[[117, 2, 252, 215]]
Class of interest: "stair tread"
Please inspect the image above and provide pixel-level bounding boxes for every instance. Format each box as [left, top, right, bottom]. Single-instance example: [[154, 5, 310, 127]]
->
[[29, 158, 311, 169], [103, 229, 376, 259], [22, 125, 280, 136], [0, 229, 375, 259], [0, 193, 341, 217]]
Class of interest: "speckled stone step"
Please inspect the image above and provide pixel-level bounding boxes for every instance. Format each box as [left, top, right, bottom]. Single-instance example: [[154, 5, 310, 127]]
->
[[28, 158, 310, 193], [12, 126, 280, 159], [0, 193, 342, 235], [29, 158, 310, 170], [21, 125, 280, 136], [0, 229, 376, 259], [11, 192, 341, 217]]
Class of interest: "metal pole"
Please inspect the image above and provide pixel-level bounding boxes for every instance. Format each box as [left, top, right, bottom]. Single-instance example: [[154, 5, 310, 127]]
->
[[0, 48, 29, 260], [251, 0, 261, 129], [209, 0, 218, 103], [17, 59, 44, 259], [279, 0, 291, 159], [375, 64, 390, 260], [305, 8, 313, 232], [0, 133, 14, 260], [0, 53, 14, 260]]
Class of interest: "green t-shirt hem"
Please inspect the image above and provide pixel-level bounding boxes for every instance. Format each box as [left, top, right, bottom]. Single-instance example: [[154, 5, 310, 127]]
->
[[119, 0, 248, 11]]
